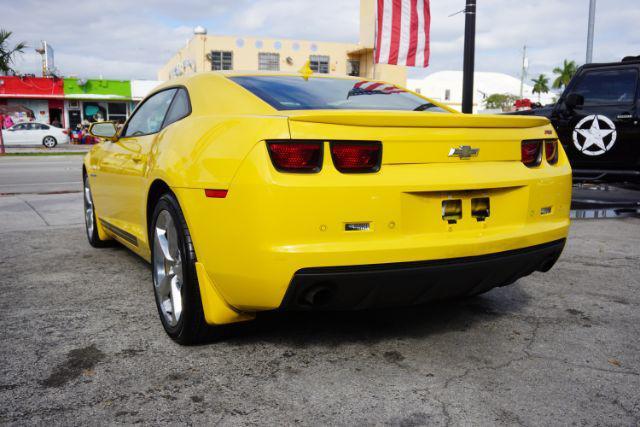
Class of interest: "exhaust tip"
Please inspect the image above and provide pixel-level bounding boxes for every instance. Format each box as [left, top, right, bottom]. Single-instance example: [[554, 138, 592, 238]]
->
[[300, 284, 333, 308]]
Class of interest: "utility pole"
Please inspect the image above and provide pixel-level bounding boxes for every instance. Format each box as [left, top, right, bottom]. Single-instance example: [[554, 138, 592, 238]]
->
[[586, 0, 596, 63], [461, 0, 476, 114], [519, 45, 527, 99]]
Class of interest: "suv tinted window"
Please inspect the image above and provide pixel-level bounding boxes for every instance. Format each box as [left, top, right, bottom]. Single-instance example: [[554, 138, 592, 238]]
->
[[230, 76, 448, 112], [162, 89, 191, 127], [572, 68, 638, 106], [124, 89, 176, 137]]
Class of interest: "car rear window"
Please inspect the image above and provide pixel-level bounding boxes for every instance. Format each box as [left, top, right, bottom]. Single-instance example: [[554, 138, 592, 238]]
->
[[229, 76, 448, 112]]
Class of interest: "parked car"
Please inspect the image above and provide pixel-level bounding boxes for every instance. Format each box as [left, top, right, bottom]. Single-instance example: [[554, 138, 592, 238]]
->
[[509, 56, 640, 182], [84, 72, 571, 344], [1, 122, 70, 147]]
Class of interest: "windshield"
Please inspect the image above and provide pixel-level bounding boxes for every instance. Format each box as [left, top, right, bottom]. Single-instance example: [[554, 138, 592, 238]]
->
[[229, 76, 448, 112]]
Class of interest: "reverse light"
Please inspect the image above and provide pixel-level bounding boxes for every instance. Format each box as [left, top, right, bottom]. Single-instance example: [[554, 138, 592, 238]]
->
[[545, 139, 559, 164], [521, 140, 542, 167], [267, 140, 323, 173], [330, 141, 382, 173]]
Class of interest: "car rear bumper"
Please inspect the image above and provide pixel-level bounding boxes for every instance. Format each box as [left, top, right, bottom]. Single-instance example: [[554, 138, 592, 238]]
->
[[280, 239, 566, 310]]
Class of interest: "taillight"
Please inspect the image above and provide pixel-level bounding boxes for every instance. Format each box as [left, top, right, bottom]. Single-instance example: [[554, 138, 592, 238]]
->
[[266, 140, 322, 173], [545, 139, 558, 164], [62, 130, 69, 135], [521, 140, 542, 167], [330, 141, 382, 173]]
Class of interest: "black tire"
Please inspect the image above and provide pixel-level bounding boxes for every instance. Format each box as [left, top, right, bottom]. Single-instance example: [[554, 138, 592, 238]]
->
[[83, 175, 112, 248], [42, 136, 57, 148], [150, 193, 212, 345]]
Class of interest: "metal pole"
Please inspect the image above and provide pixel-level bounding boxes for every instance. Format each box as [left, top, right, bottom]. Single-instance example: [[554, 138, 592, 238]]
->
[[586, 0, 596, 63], [519, 45, 527, 99], [461, 0, 476, 114], [0, 114, 5, 155]]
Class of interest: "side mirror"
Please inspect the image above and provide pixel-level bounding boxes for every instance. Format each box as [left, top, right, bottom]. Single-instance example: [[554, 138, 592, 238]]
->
[[89, 121, 118, 141], [564, 93, 584, 110]]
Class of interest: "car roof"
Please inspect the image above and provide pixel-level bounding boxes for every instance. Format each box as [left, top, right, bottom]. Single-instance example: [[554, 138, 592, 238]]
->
[[153, 71, 364, 90], [581, 57, 640, 70]]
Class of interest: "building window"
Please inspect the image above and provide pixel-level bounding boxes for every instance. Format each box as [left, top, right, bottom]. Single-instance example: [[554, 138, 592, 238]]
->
[[309, 55, 330, 74], [445, 89, 451, 101], [258, 52, 280, 71], [107, 102, 128, 123], [347, 60, 360, 77], [210, 51, 233, 71]]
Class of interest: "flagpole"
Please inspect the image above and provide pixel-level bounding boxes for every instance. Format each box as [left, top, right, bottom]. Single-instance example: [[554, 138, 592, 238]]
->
[[461, 0, 476, 114], [586, 0, 596, 63]]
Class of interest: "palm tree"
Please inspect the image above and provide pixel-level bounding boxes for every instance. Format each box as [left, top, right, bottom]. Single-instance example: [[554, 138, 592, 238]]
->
[[552, 59, 577, 90], [0, 29, 26, 75], [531, 74, 550, 102]]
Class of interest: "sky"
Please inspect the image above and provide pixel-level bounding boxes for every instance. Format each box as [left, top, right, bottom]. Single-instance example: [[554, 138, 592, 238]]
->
[[4, 0, 639, 85]]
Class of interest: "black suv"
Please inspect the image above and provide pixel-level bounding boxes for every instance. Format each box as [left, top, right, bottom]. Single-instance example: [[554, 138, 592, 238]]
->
[[511, 56, 640, 182]]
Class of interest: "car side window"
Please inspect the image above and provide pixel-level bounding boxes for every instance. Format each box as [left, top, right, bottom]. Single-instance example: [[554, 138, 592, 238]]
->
[[123, 89, 177, 137], [12, 124, 25, 131], [572, 68, 638, 106], [162, 89, 191, 128], [37, 124, 49, 130], [23, 123, 35, 130]]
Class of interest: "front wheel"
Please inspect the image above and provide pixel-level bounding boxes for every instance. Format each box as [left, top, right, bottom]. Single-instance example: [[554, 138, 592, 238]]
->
[[42, 136, 57, 148], [151, 193, 212, 344]]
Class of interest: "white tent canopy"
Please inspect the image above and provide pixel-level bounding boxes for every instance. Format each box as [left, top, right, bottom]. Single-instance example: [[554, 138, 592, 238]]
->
[[407, 71, 557, 113]]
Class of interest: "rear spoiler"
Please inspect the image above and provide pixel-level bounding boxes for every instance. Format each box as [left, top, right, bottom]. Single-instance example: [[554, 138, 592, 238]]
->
[[284, 110, 550, 129]]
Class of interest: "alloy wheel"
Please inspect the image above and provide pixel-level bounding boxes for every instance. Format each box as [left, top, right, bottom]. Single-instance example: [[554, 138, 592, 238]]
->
[[153, 210, 184, 327], [43, 137, 56, 148], [84, 178, 94, 239]]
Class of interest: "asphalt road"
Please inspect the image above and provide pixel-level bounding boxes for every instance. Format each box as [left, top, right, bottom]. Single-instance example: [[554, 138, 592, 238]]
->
[[0, 189, 639, 424], [0, 155, 85, 195]]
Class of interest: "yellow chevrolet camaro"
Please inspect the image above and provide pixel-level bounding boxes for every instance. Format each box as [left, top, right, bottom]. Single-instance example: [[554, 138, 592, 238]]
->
[[84, 72, 571, 344]]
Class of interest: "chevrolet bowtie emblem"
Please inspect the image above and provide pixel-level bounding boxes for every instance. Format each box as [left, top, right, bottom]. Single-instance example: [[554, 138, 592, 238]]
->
[[448, 145, 479, 160]]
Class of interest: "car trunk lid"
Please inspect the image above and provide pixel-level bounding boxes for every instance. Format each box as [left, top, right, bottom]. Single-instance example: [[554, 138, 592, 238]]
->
[[285, 110, 552, 164]]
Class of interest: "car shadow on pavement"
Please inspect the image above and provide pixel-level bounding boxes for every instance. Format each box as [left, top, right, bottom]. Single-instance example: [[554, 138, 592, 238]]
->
[[215, 286, 531, 347], [109, 241, 532, 346]]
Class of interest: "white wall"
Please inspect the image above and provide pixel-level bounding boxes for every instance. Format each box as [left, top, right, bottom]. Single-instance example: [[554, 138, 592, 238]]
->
[[131, 80, 163, 101]]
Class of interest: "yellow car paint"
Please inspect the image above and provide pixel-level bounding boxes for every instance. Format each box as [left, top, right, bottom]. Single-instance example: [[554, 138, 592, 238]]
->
[[84, 72, 571, 324]]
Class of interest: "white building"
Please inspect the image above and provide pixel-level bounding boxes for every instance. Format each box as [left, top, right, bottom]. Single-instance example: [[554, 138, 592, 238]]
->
[[407, 71, 556, 113], [131, 80, 163, 102]]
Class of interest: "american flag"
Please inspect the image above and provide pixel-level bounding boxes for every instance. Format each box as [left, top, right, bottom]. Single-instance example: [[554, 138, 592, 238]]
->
[[375, 0, 431, 67], [347, 81, 406, 98]]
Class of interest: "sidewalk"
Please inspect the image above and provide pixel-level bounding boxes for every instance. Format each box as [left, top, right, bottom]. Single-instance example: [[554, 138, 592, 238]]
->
[[0, 192, 83, 233], [2, 144, 93, 154]]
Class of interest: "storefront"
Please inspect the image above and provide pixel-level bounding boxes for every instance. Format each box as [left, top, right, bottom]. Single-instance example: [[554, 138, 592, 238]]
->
[[0, 76, 65, 127], [63, 78, 132, 129]]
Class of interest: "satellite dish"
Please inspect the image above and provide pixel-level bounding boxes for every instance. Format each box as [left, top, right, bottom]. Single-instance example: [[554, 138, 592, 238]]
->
[[194, 26, 207, 35], [77, 78, 87, 86]]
